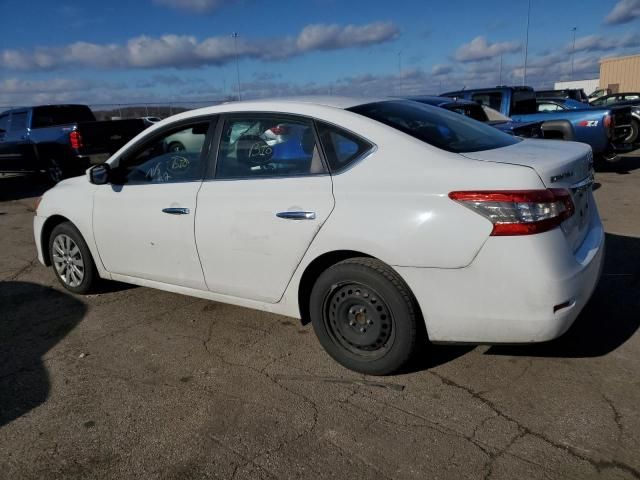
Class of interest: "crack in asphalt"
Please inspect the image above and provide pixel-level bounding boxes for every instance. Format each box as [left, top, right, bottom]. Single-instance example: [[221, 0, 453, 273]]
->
[[3, 257, 38, 281], [429, 370, 640, 480]]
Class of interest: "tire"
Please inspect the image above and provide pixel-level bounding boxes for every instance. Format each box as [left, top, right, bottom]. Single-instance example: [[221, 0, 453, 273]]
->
[[49, 222, 98, 294], [625, 118, 639, 145], [46, 158, 66, 184], [309, 257, 422, 375]]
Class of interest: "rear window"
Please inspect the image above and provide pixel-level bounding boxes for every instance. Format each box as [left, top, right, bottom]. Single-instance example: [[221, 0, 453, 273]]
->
[[31, 106, 95, 128], [511, 90, 537, 115], [443, 103, 488, 122], [348, 100, 519, 153], [471, 92, 503, 111]]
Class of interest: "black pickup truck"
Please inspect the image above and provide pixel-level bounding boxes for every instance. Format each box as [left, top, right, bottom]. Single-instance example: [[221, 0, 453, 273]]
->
[[0, 105, 147, 183]]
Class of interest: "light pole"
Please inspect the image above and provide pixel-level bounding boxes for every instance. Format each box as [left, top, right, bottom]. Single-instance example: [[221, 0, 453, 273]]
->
[[232, 32, 241, 101], [570, 27, 577, 80], [499, 54, 503, 85], [523, 0, 531, 86]]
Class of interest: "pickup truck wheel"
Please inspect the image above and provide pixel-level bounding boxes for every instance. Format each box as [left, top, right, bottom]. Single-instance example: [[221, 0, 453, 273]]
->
[[625, 118, 639, 145], [47, 158, 66, 184], [309, 257, 422, 375], [49, 222, 98, 294]]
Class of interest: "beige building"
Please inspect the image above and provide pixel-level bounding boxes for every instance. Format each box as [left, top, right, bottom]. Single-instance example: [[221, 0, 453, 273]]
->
[[600, 53, 640, 92]]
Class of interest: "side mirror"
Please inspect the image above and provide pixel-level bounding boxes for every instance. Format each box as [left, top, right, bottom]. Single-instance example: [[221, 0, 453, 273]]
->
[[89, 164, 111, 185]]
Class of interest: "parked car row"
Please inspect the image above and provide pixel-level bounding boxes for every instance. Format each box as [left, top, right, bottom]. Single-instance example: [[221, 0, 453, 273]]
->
[[440, 86, 636, 162], [32, 95, 606, 375]]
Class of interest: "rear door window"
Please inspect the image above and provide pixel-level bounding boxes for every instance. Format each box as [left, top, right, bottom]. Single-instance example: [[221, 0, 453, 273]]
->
[[9, 112, 28, 132], [215, 115, 327, 179]]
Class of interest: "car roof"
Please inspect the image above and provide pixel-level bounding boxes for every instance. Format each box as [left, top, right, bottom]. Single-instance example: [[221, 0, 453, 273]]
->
[[234, 96, 388, 109], [158, 96, 393, 124]]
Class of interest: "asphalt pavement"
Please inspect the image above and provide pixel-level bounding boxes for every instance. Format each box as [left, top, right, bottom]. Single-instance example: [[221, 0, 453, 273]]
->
[[1, 154, 639, 480]]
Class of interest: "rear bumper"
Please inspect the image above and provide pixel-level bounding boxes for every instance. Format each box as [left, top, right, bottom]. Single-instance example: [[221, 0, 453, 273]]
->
[[395, 207, 605, 343]]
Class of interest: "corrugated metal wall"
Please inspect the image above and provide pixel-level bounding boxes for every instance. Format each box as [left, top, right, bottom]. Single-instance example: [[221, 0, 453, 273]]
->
[[600, 54, 640, 92]]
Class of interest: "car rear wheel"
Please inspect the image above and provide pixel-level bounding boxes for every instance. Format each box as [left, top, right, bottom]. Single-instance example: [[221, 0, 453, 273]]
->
[[309, 257, 422, 375], [49, 222, 98, 294]]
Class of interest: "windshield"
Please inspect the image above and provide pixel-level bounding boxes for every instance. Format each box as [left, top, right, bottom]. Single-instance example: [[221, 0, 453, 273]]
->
[[348, 100, 519, 153]]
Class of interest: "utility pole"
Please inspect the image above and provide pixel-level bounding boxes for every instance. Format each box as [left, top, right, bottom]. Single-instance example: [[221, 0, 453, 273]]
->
[[232, 32, 241, 101], [571, 27, 577, 80], [523, 0, 531, 86]]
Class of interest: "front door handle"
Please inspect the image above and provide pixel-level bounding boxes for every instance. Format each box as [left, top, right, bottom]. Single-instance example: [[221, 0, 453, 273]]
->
[[276, 211, 316, 220], [162, 207, 190, 215]]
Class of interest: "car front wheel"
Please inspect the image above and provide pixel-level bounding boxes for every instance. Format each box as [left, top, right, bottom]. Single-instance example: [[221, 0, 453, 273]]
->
[[309, 257, 422, 375], [49, 222, 98, 294]]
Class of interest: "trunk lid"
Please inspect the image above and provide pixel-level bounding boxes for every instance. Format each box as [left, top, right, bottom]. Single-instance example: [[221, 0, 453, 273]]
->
[[461, 139, 594, 252]]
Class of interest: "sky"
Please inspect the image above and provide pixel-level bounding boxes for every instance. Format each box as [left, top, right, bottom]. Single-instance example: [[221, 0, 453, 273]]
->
[[0, 0, 639, 108]]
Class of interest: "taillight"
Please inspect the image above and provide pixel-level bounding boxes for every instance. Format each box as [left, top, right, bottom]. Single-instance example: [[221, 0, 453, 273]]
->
[[603, 114, 615, 138], [269, 125, 289, 135], [448, 189, 574, 236], [69, 130, 83, 149]]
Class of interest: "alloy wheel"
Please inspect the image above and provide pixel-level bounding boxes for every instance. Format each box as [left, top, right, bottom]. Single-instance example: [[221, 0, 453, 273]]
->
[[52, 234, 85, 288]]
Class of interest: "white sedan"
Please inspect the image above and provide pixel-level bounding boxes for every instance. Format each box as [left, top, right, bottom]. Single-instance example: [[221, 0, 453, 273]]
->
[[33, 97, 604, 375]]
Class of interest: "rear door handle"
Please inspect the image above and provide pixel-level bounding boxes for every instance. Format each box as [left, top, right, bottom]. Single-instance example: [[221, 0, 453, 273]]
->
[[276, 211, 316, 220], [162, 207, 190, 215]]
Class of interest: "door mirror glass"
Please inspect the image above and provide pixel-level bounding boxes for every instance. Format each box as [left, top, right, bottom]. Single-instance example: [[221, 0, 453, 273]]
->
[[89, 164, 111, 185]]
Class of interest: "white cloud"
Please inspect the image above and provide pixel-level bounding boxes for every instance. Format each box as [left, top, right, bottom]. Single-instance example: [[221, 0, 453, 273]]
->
[[454, 36, 521, 62], [0, 22, 400, 72], [431, 64, 453, 76], [604, 0, 640, 25], [152, 0, 236, 13], [568, 32, 640, 52], [295, 22, 399, 51]]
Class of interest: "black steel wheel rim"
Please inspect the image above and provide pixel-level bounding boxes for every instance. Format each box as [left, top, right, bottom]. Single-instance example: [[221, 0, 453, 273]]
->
[[322, 282, 395, 359]]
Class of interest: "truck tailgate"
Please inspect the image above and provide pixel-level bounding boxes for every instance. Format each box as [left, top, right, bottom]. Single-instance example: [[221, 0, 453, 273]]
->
[[76, 119, 147, 157]]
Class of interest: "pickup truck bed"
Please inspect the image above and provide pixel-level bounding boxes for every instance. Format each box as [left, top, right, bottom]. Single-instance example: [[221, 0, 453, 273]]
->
[[0, 105, 147, 182]]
